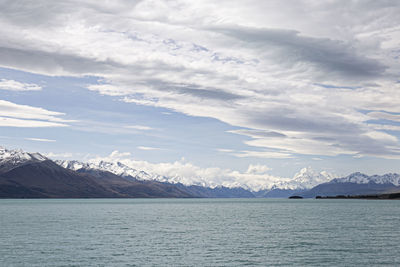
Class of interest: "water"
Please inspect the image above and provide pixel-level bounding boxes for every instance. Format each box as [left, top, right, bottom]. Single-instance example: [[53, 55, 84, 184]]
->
[[1, 199, 399, 266]]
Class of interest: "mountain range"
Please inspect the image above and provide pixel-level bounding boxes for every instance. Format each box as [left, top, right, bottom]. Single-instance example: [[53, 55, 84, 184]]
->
[[0, 147, 253, 198], [300, 172, 400, 198], [1, 146, 399, 198]]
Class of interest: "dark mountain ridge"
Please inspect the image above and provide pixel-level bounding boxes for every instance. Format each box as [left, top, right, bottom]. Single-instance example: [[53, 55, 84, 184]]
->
[[298, 172, 400, 198], [0, 160, 116, 198], [0, 151, 256, 198], [2, 147, 400, 199]]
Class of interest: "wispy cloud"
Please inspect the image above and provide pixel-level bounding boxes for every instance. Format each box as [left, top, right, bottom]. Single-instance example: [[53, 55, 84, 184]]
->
[[216, 148, 234, 153], [125, 125, 155, 131], [44, 152, 76, 159], [0, 100, 71, 128], [0, 79, 42, 91], [368, 111, 400, 122], [137, 146, 161, 151], [24, 137, 56, 142], [217, 147, 293, 159], [233, 150, 294, 159], [312, 158, 323, 161]]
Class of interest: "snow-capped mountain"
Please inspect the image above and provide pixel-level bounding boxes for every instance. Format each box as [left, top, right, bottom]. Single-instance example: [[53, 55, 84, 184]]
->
[[0, 146, 47, 172], [301, 172, 400, 198], [56, 160, 156, 181], [330, 172, 400, 186], [3, 146, 400, 198], [57, 159, 337, 191], [273, 167, 335, 190], [0, 146, 47, 163]]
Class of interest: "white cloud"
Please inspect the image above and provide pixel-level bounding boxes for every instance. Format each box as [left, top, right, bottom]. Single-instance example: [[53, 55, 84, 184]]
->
[[87, 84, 131, 96], [0, 79, 42, 91], [24, 137, 56, 142], [246, 164, 272, 174], [233, 150, 294, 159], [125, 125, 155, 131], [90, 150, 287, 191], [0, 100, 71, 127], [0, 117, 67, 128], [368, 124, 400, 132], [0, 1, 400, 158], [368, 111, 400, 122], [216, 148, 234, 153], [137, 146, 160, 151], [45, 152, 75, 159], [108, 150, 131, 159]]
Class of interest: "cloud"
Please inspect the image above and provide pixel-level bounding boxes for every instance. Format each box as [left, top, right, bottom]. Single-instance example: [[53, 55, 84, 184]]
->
[[233, 150, 294, 159], [87, 84, 132, 96], [216, 148, 234, 153], [125, 125, 155, 131], [0, 46, 120, 77], [109, 150, 131, 159], [45, 152, 76, 159], [209, 25, 387, 81], [0, 79, 42, 91], [228, 129, 287, 138], [24, 137, 56, 142], [312, 158, 323, 161], [368, 111, 400, 122], [0, 117, 67, 128], [168, 85, 244, 101], [0, 1, 400, 158], [368, 124, 400, 132], [137, 146, 160, 151], [0, 100, 71, 127], [90, 150, 287, 190], [246, 164, 272, 174], [219, 147, 292, 160]]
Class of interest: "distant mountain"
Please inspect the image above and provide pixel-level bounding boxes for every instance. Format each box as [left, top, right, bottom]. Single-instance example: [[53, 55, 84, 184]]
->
[[301, 172, 400, 198], [278, 167, 335, 190], [58, 159, 256, 198], [57, 161, 337, 197], [0, 146, 47, 173], [74, 167, 195, 198], [0, 159, 117, 198], [0, 147, 195, 198], [0, 147, 257, 198], [3, 146, 399, 199], [255, 167, 335, 198], [56, 160, 154, 181], [176, 184, 255, 198], [330, 172, 400, 186]]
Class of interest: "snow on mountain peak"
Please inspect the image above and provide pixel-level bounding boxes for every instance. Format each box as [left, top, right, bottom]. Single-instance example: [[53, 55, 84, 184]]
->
[[273, 167, 335, 190], [330, 172, 400, 186], [57, 158, 338, 191], [0, 146, 47, 165], [56, 159, 155, 181]]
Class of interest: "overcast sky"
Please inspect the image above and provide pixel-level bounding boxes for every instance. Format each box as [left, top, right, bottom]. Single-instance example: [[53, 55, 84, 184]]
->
[[1, 0, 400, 185]]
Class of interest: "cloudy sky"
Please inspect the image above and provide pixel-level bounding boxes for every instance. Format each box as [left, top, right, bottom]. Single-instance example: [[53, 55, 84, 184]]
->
[[1, 0, 400, 184]]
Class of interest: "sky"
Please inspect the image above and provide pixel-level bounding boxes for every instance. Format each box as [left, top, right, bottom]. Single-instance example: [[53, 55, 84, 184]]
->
[[1, 0, 400, 186]]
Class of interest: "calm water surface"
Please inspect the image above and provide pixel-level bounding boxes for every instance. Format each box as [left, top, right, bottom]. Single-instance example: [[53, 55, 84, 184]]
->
[[1, 198, 399, 266]]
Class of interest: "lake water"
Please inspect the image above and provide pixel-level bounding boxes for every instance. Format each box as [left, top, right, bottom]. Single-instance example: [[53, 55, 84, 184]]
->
[[1, 198, 399, 266]]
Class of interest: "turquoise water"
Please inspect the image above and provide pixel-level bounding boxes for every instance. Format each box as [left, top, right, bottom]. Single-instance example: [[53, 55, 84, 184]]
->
[[1, 199, 399, 266]]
